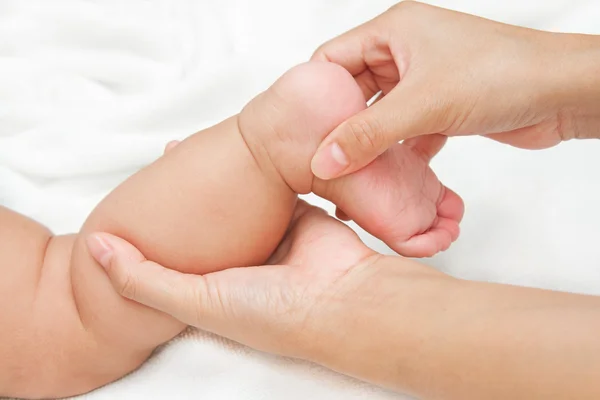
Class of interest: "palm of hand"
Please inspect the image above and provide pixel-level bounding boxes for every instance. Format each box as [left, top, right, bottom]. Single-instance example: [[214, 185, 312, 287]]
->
[[200, 200, 375, 357]]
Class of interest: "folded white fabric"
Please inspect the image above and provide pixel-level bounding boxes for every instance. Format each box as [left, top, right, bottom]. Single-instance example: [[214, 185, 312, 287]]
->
[[1, 0, 599, 399]]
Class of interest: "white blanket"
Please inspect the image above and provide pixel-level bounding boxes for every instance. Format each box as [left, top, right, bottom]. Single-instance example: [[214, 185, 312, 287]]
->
[[1, 0, 599, 399]]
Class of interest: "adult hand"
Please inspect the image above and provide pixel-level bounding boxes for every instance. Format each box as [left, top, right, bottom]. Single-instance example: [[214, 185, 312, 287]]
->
[[310, 1, 600, 179], [86, 198, 460, 397], [86, 199, 401, 357], [87, 198, 600, 399], [85, 142, 600, 399]]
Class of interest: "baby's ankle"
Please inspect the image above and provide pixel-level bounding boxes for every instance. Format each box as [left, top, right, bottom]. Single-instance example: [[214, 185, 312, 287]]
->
[[238, 61, 365, 194]]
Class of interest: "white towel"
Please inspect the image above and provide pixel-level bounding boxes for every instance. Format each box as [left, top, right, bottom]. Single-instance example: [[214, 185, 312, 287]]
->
[[1, 1, 600, 399]]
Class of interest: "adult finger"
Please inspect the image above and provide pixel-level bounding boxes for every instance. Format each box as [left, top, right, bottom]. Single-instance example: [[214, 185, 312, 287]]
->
[[403, 134, 448, 163], [311, 82, 439, 180], [86, 232, 213, 328], [312, 16, 382, 101]]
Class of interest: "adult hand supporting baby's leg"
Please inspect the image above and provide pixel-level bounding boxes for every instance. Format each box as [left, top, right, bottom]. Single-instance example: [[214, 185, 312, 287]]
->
[[90, 200, 600, 400], [87, 199, 383, 359]]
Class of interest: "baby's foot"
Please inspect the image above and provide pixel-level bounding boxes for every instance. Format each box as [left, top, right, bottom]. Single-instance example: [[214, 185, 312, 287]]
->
[[240, 61, 463, 257], [318, 134, 464, 257]]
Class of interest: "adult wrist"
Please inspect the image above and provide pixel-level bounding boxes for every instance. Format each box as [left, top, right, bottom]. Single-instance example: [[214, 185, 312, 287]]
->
[[308, 261, 600, 399], [303, 255, 464, 397], [538, 32, 600, 140]]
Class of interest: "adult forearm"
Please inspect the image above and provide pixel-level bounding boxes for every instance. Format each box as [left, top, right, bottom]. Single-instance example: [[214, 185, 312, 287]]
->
[[311, 256, 600, 399], [542, 32, 600, 140], [432, 280, 600, 399]]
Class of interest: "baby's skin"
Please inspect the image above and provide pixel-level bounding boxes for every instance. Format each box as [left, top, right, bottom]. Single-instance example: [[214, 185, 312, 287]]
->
[[1, 61, 463, 398]]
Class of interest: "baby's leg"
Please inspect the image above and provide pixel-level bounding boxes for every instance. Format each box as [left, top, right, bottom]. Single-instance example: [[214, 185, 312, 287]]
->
[[3, 62, 366, 398], [38, 63, 362, 397], [2, 60, 452, 399], [69, 65, 366, 348]]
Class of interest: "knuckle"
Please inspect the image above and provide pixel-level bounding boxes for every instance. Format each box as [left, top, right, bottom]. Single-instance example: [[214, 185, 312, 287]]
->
[[183, 286, 202, 327], [187, 275, 220, 327], [389, 0, 420, 13], [119, 268, 138, 299], [425, 92, 454, 132], [209, 280, 227, 315], [387, 1, 430, 25], [192, 280, 211, 326], [345, 118, 382, 154], [311, 43, 330, 61]]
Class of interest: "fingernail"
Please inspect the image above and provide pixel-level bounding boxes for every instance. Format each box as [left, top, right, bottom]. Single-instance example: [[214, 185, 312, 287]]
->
[[86, 234, 114, 269], [311, 142, 349, 179]]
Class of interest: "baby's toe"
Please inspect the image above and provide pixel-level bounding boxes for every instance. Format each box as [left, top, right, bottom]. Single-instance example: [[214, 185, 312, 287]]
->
[[393, 217, 459, 258], [163, 140, 180, 155], [391, 187, 463, 257], [438, 186, 465, 224]]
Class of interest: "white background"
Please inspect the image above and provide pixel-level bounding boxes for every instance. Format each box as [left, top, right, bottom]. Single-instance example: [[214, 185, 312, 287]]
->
[[1, 1, 599, 399]]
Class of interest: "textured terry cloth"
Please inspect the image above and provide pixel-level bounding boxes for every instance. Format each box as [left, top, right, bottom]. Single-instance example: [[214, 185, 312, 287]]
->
[[1, 0, 600, 399]]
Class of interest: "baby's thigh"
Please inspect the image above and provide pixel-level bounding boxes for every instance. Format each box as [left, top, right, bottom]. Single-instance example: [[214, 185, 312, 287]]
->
[[0, 209, 79, 396]]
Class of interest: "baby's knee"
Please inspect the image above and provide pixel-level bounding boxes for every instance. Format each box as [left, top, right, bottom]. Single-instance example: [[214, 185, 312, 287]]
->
[[238, 61, 365, 193]]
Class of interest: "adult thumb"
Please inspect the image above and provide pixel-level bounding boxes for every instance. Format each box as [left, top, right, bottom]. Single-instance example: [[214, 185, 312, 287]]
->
[[86, 232, 213, 327], [311, 86, 433, 180]]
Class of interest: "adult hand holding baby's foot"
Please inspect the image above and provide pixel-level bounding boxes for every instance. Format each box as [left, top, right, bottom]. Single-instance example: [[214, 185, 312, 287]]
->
[[310, 2, 593, 182], [319, 134, 464, 257], [234, 60, 463, 257], [307, 2, 600, 255]]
